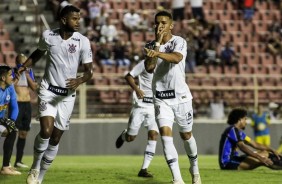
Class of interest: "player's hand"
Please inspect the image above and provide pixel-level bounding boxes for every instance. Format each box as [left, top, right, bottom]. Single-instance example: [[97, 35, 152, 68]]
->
[[66, 78, 81, 90], [260, 156, 273, 166], [15, 66, 27, 80], [155, 25, 166, 43], [136, 89, 145, 99], [144, 48, 159, 58], [0, 118, 18, 133]]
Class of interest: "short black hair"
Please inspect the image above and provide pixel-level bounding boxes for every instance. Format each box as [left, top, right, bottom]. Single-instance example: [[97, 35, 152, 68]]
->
[[59, 5, 80, 18], [155, 10, 173, 22], [0, 65, 12, 78], [227, 108, 247, 125]]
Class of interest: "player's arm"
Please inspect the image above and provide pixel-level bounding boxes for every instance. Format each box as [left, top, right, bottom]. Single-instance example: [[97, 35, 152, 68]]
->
[[66, 63, 93, 90], [26, 69, 38, 91], [8, 86, 19, 122], [144, 48, 183, 64], [18, 49, 46, 75], [245, 136, 280, 158], [125, 73, 144, 99], [237, 140, 273, 166]]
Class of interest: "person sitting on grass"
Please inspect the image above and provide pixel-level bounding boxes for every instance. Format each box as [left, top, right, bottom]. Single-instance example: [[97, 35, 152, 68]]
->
[[219, 108, 282, 170]]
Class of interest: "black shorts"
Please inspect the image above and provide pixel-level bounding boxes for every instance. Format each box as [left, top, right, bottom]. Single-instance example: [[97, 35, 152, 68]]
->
[[173, 7, 185, 21], [220, 155, 247, 170], [15, 102, 32, 131]]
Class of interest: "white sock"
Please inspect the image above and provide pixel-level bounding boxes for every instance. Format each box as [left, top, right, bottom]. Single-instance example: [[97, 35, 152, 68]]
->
[[141, 140, 157, 169], [31, 134, 49, 170], [184, 136, 199, 174], [161, 136, 182, 181], [0, 125, 6, 136], [38, 144, 59, 183]]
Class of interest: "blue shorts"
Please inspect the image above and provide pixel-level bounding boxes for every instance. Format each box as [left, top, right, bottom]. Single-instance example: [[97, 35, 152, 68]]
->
[[220, 155, 247, 170]]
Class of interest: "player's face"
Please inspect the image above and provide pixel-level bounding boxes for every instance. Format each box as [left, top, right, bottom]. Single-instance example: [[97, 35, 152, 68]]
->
[[64, 12, 81, 32], [4, 70, 13, 86], [155, 16, 173, 36], [239, 116, 247, 130]]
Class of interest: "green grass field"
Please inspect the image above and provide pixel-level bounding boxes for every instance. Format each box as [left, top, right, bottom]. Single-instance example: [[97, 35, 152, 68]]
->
[[0, 155, 282, 184]]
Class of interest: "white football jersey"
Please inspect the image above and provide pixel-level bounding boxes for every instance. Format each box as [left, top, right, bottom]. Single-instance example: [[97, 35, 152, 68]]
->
[[129, 60, 154, 108], [38, 29, 93, 90], [152, 35, 193, 105]]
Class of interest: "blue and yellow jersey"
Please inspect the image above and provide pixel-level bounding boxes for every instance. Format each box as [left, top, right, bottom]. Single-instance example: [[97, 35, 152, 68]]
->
[[251, 112, 270, 136], [219, 126, 251, 167], [0, 85, 18, 121]]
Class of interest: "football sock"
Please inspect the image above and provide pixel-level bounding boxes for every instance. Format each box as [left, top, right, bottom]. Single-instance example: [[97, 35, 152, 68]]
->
[[38, 144, 59, 183], [2, 131, 16, 167], [0, 125, 6, 136], [161, 136, 182, 181], [31, 134, 49, 170], [15, 137, 26, 163], [141, 140, 157, 169], [184, 136, 199, 174]]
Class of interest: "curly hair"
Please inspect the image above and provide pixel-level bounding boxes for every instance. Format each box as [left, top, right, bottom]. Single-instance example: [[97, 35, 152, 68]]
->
[[227, 108, 247, 125]]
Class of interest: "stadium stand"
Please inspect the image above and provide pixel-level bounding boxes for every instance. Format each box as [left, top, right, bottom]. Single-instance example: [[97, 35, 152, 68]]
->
[[1, 0, 281, 118]]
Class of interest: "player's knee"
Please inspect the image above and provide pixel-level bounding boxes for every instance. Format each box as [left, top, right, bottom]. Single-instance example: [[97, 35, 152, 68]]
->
[[179, 131, 192, 140], [148, 130, 158, 140]]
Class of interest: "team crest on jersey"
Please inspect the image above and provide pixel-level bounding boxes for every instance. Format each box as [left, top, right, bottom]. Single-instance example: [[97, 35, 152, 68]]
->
[[6, 95, 10, 101], [68, 44, 77, 53], [39, 100, 47, 111]]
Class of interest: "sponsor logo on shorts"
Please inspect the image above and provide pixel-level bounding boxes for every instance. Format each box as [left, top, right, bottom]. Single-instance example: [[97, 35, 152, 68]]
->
[[186, 111, 193, 124], [142, 97, 153, 103], [48, 84, 68, 96], [39, 101, 47, 111], [156, 90, 175, 99]]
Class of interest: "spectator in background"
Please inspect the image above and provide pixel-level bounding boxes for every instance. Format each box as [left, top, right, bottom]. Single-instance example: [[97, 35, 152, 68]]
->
[[190, 0, 205, 23], [139, 10, 153, 33], [122, 8, 141, 41], [243, 0, 255, 21], [88, 0, 102, 29], [220, 42, 239, 71], [268, 102, 280, 120], [100, 17, 118, 43], [170, 0, 185, 22], [266, 31, 282, 56], [95, 42, 115, 66], [204, 40, 220, 65], [13, 54, 38, 169], [113, 40, 130, 67], [95, 4, 109, 31], [250, 105, 271, 146], [185, 33, 198, 73]]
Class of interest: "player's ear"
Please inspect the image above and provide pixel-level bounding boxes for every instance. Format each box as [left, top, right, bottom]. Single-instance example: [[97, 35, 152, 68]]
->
[[170, 23, 174, 30]]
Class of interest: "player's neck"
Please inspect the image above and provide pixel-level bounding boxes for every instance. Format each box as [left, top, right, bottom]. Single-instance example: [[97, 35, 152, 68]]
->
[[0, 82, 7, 90], [161, 33, 173, 44], [59, 29, 74, 40]]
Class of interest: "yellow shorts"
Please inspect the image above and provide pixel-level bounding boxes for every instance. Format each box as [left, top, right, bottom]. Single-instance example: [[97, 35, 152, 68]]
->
[[255, 135, 270, 146]]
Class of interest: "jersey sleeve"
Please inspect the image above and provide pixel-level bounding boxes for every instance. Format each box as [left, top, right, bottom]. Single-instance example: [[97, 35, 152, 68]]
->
[[129, 60, 145, 78], [228, 127, 246, 143], [37, 30, 48, 51], [8, 85, 18, 121], [173, 37, 187, 57], [80, 37, 93, 64]]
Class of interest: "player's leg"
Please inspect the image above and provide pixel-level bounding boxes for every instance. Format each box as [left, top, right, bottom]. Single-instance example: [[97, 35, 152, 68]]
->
[[155, 100, 184, 183], [0, 125, 7, 137], [15, 102, 32, 168], [37, 127, 64, 183], [37, 98, 74, 183], [1, 131, 21, 175], [138, 112, 159, 177], [116, 107, 142, 148], [176, 101, 201, 184]]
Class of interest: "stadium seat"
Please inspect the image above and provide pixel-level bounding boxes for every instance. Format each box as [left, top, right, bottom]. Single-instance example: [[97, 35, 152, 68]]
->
[[239, 64, 254, 74], [110, 0, 126, 10], [126, 0, 141, 9], [238, 21, 253, 33], [0, 29, 10, 40], [140, 0, 155, 10], [222, 21, 238, 32], [208, 65, 223, 74], [3, 51, 17, 67], [237, 43, 252, 53], [252, 21, 270, 33], [93, 76, 109, 86], [0, 19, 3, 29], [116, 66, 129, 74], [99, 90, 117, 103], [144, 31, 155, 42], [204, 10, 218, 21], [195, 65, 208, 74], [223, 65, 238, 74], [101, 65, 116, 73], [0, 40, 14, 52], [214, 1, 225, 10], [259, 53, 275, 66], [200, 77, 217, 87], [267, 65, 281, 75], [0, 52, 4, 64], [130, 31, 144, 42], [115, 90, 131, 104], [217, 10, 233, 21], [252, 65, 268, 74], [187, 78, 201, 86], [231, 32, 247, 42], [244, 53, 259, 66], [217, 77, 231, 86]]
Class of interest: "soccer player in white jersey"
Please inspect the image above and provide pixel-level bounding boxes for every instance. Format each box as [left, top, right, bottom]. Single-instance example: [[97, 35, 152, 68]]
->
[[17, 5, 93, 184], [144, 10, 201, 184], [115, 59, 159, 177]]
